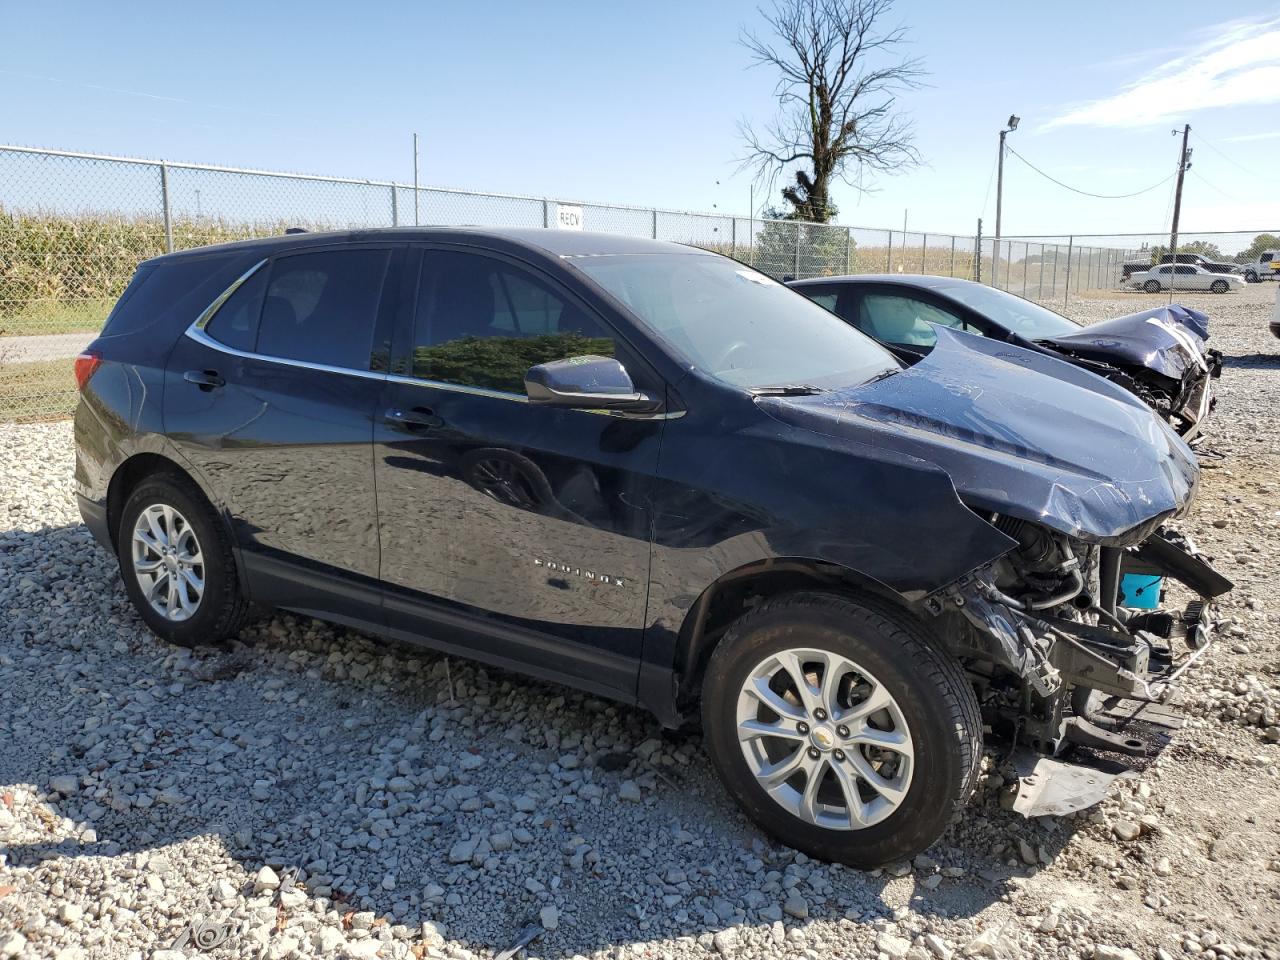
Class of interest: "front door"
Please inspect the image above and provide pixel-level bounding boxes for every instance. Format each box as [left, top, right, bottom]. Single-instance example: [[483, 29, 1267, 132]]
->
[[164, 244, 400, 622], [374, 246, 664, 698]]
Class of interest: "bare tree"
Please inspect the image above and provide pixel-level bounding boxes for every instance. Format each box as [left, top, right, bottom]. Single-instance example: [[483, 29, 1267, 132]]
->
[[740, 0, 924, 222]]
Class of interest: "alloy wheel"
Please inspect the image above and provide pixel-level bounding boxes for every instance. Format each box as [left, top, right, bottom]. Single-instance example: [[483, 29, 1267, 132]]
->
[[130, 503, 204, 621], [735, 648, 914, 830]]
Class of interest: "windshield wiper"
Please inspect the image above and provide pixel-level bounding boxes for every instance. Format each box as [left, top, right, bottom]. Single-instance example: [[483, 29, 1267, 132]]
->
[[750, 384, 827, 396]]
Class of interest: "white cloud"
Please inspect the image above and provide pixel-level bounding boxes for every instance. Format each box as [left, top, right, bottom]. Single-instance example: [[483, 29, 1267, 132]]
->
[[1222, 130, 1280, 142], [1043, 17, 1280, 129]]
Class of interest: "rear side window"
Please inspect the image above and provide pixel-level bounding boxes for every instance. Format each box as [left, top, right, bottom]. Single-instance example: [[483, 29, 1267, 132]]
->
[[205, 267, 267, 351], [255, 250, 390, 368], [102, 254, 241, 337]]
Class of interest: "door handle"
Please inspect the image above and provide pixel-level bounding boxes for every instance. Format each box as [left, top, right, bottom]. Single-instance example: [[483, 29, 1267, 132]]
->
[[184, 369, 225, 390], [385, 406, 443, 430]]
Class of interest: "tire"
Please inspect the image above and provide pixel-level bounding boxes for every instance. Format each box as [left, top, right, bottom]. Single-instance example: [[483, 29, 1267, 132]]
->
[[116, 473, 249, 647], [1143, 279, 1161, 293], [1210, 279, 1228, 294], [701, 591, 981, 868], [1245, 271, 1258, 283]]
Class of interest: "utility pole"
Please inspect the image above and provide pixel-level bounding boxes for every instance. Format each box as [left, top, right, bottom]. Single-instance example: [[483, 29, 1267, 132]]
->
[[994, 115, 1020, 246], [1168, 123, 1191, 261]]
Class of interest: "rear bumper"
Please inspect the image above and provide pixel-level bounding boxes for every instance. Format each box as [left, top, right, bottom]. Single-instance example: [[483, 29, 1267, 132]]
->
[[77, 493, 113, 551]]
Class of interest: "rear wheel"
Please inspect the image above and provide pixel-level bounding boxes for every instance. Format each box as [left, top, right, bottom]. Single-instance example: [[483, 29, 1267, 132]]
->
[[117, 474, 249, 646], [1245, 270, 1259, 283], [1210, 279, 1228, 294], [1143, 279, 1161, 293], [701, 592, 981, 867]]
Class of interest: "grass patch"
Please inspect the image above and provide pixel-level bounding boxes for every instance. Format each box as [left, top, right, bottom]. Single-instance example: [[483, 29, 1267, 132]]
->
[[0, 357, 76, 421], [0, 299, 112, 337]]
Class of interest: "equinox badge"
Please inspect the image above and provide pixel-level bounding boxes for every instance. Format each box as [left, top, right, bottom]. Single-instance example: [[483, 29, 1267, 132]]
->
[[534, 558, 626, 588]]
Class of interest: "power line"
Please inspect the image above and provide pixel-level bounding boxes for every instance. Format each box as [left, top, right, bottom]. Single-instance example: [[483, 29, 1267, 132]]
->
[[1191, 130, 1264, 179], [1188, 167, 1245, 202], [1004, 144, 1176, 199]]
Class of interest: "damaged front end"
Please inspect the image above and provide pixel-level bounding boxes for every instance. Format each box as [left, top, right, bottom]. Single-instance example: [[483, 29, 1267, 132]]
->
[[927, 518, 1233, 817], [1035, 305, 1223, 441]]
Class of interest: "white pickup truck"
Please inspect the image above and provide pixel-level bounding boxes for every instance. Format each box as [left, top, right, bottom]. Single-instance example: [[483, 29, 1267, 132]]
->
[[1244, 250, 1280, 283]]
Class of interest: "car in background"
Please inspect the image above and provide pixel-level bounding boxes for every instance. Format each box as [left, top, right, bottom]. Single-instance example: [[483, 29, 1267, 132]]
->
[[1122, 253, 1238, 283], [1244, 250, 1280, 283], [76, 228, 1230, 867], [1271, 285, 1280, 339], [788, 274, 1222, 439], [1127, 264, 1244, 294]]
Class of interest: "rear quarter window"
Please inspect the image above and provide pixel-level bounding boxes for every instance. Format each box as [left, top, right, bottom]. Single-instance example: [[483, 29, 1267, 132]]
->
[[101, 253, 247, 338]]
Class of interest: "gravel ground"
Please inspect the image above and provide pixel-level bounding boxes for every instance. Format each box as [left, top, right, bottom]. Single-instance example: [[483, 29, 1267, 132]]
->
[[2, 283, 1279, 960]]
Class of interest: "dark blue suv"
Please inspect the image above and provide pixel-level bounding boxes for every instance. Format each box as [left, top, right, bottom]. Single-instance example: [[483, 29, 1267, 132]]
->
[[74, 228, 1230, 866]]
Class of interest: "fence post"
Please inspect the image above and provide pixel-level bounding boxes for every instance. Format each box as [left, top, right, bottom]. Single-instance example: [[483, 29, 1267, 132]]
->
[[1022, 242, 1029, 297], [159, 161, 173, 253], [652, 209, 658, 240], [886, 230, 893, 272], [974, 219, 982, 283], [542, 199, 550, 229], [921, 232, 927, 274], [731, 218, 738, 260], [391, 185, 399, 227], [794, 225, 801, 278], [1064, 236, 1074, 306], [845, 228, 852, 274], [1038, 243, 1045, 299], [949, 235, 956, 277]]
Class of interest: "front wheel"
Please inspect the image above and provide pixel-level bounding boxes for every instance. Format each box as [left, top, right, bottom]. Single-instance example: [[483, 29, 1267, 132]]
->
[[701, 592, 981, 868], [117, 474, 249, 646], [1143, 279, 1161, 293], [1245, 271, 1259, 283], [1210, 279, 1229, 294]]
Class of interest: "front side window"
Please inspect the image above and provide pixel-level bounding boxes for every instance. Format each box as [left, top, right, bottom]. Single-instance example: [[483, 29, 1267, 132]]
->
[[411, 250, 616, 394], [1174, 265, 1197, 275], [571, 253, 897, 390], [857, 294, 974, 347]]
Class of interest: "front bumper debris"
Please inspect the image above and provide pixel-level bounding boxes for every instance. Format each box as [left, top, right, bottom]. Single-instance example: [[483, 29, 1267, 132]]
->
[[944, 527, 1233, 818]]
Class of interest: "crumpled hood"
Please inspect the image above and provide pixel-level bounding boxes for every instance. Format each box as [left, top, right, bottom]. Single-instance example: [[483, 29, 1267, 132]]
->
[[1037, 305, 1210, 381], [757, 327, 1199, 545]]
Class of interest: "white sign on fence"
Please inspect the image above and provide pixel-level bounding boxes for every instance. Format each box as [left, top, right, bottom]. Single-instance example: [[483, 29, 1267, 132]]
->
[[553, 204, 583, 231]]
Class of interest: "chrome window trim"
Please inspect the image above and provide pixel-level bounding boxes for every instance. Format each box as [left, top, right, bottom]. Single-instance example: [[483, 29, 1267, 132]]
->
[[387, 372, 684, 419], [193, 258, 268, 330], [183, 325, 388, 381]]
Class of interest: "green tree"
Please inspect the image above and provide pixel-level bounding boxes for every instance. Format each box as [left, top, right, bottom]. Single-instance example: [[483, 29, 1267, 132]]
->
[[750, 206, 850, 278], [1239, 233, 1280, 263]]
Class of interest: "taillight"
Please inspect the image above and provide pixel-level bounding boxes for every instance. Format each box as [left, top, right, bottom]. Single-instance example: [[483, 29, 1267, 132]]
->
[[74, 351, 102, 391]]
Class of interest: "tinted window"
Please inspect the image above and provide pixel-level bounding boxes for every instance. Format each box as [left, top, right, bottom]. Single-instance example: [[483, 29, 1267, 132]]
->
[[573, 254, 897, 390], [205, 267, 267, 352], [254, 249, 390, 368], [798, 287, 840, 312], [410, 251, 616, 394], [858, 294, 975, 347], [103, 254, 242, 338], [1174, 265, 1196, 275]]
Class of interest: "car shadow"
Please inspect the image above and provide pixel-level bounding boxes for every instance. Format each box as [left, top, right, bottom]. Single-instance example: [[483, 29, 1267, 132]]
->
[[1, 521, 1076, 958], [1223, 352, 1280, 370]]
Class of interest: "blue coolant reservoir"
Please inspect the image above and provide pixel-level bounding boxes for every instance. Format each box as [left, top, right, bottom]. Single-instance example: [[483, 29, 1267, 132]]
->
[[1120, 574, 1163, 610]]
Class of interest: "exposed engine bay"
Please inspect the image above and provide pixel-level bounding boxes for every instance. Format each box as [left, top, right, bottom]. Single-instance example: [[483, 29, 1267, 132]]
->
[[926, 517, 1233, 817]]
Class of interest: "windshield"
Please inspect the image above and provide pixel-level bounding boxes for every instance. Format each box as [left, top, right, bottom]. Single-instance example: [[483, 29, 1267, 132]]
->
[[571, 253, 899, 390], [935, 282, 1079, 338]]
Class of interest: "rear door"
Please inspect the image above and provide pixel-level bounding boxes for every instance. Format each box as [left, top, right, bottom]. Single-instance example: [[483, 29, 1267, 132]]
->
[[372, 245, 664, 698], [164, 243, 401, 623]]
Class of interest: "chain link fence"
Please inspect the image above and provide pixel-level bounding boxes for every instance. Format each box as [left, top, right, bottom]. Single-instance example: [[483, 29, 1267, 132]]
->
[[5, 144, 1269, 421]]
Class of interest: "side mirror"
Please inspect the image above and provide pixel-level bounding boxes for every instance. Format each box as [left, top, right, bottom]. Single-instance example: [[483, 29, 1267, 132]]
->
[[524, 355, 661, 413]]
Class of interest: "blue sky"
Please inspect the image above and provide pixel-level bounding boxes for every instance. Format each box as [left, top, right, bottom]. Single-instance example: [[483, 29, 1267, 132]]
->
[[2, 1, 1278, 238]]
